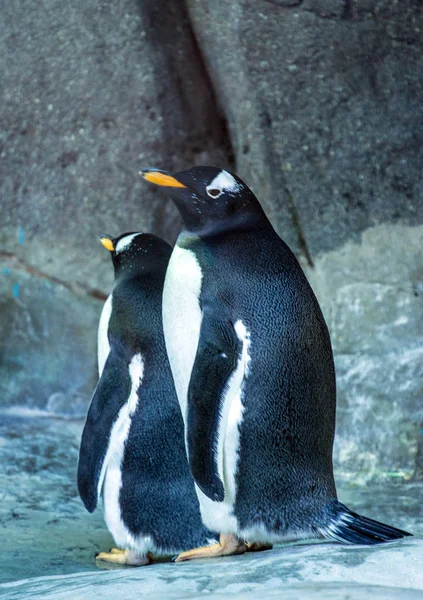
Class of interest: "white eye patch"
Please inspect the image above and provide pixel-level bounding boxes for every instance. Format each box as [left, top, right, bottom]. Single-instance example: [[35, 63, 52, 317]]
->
[[206, 170, 241, 198], [115, 233, 140, 254]]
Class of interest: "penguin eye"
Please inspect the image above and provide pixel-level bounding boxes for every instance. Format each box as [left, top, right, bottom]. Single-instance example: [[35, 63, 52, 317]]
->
[[207, 188, 222, 198]]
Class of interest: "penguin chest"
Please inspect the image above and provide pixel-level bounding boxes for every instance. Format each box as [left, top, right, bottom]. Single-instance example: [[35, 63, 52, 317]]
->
[[162, 245, 203, 421]]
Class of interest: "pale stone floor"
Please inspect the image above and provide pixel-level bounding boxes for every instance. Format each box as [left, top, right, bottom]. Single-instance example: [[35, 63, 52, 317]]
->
[[1, 412, 422, 599]]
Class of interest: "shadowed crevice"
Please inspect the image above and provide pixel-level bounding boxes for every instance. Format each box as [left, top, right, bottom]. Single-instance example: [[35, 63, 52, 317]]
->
[[135, 0, 234, 167], [284, 186, 315, 268], [135, 0, 235, 243], [342, 0, 353, 20], [261, 0, 304, 8], [179, 1, 236, 171]]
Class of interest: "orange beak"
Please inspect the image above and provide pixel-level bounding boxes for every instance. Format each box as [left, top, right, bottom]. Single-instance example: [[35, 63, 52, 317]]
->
[[100, 237, 114, 251], [139, 170, 187, 189]]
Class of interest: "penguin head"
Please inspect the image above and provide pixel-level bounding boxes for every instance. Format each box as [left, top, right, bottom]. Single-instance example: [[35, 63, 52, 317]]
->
[[99, 232, 172, 277], [140, 166, 266, 235]]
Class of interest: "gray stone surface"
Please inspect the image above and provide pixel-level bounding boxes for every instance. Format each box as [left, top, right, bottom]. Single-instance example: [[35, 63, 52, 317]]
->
[[1, 413, 422, 597], [306, 224, 423, 480], [0, 0, 231, 289], [186, 0, 423, 263]]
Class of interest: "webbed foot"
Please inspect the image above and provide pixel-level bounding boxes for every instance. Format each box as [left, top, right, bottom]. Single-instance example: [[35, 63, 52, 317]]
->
[[95, 548, 151, 566], [174, 534, 247, 562]]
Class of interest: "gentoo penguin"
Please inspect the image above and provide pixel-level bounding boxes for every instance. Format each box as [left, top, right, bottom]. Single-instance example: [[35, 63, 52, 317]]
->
[[140, 167, 411, 561], [77, 232, 215, 565]]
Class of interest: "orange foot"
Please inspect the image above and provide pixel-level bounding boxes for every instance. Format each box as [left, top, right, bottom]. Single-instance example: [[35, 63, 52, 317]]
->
[[174, 534, 247, 562], [95, 547, 151, 566]]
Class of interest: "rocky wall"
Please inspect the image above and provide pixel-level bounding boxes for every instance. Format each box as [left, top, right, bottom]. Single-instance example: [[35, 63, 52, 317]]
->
[[1, 0, 422, 479]]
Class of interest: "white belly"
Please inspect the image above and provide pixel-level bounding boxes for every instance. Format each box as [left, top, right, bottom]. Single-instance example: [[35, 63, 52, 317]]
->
[[162, 243, 203, 425]]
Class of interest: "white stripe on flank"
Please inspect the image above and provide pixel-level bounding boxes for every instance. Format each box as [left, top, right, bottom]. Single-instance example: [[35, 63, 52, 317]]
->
[[195, 320, 251, 534], [222, 320, 251, 501], [97, 294, 113, 377], [98, 354, 144, 551]]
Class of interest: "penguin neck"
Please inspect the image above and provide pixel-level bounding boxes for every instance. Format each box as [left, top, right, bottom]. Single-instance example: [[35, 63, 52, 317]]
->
[[112, 257, 162, 284], [113, 262, 144, 283], [180, 208, 272, 240]]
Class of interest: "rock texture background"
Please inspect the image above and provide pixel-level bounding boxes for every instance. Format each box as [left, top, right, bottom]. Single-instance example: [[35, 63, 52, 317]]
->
[[1, 0, 422, 479]]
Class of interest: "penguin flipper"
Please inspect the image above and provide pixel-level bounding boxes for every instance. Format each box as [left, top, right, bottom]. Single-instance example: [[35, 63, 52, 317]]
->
[[77, 351, 131, 513], [322, 502, 412, 545], [187, 313, 241, 502]]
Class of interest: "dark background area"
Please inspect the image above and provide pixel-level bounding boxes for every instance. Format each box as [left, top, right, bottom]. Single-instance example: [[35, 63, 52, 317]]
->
[[1, 0, 422, 483]]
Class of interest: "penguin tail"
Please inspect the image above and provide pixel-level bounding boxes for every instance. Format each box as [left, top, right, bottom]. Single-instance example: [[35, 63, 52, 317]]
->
[[321, 501, 412, 545]]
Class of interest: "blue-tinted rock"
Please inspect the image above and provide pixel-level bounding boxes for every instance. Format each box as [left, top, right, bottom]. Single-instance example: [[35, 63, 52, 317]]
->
[[307, 224, 423, 480], [0, 266, 100, 413]]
